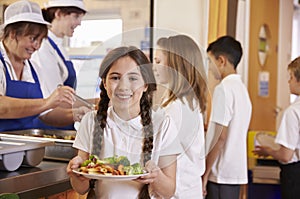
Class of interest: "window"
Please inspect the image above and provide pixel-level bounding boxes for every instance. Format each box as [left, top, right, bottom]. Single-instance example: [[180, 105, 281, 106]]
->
[[70, 19, 123, 48], [68, 19, 122, 99]]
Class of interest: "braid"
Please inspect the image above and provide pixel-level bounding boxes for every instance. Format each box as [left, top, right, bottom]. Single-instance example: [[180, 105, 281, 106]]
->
[[92, 82, 110, 156], [138, 93, 154, 199], [140, 93, 154, 164], [94, 46, 157, 198]]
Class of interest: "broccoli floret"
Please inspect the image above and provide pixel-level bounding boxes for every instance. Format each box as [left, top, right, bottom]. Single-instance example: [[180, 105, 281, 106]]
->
[[116, 156, 130, 166], [103, 155, 130, 166], [104, 156, 117, 164], [123, 165, 134, 175], [131, 163, 143, 174], [123, 163, 143, 175]]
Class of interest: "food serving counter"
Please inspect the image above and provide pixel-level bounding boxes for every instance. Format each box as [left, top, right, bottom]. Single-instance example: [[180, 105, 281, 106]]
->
[[0, 129, 78, 199], [0, 161, 72, 199]]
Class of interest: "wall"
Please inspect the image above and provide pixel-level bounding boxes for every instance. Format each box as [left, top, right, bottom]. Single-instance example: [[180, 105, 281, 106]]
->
[[153, 0, 209, 48], [236, 0, 250, 86], [276, 0, 293, 129], [293, 7, 300, 59], [247, 0, 293, 131], [152, 0, 210, 110], [1, 0, 47, 7]]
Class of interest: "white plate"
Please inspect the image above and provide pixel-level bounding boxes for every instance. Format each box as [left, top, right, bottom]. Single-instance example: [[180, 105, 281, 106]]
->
[[255, 132, 280, 150], [72, 169, 148, 181]]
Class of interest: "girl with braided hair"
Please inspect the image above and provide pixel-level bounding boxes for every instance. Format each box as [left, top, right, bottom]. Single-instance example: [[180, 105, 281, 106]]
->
[[67, 46, 182, 198]]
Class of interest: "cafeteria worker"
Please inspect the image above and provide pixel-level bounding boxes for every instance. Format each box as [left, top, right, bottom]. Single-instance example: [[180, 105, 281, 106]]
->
[[0, 0, 76, 132], [31, 0, 87, 130], [32, 0, 86, 95]]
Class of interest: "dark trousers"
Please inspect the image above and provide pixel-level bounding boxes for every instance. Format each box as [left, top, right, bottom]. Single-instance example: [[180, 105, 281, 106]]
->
[[206, 181, 240, 199], [280, 161, 300, 199]]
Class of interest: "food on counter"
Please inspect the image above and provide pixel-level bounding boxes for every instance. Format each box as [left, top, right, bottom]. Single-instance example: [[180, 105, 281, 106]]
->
[[79, 155, 144, 176], [0, 193, 20, 199], [23, 133, 75, 140]]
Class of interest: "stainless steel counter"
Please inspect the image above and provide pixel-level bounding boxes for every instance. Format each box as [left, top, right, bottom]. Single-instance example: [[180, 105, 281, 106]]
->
[[0, 161, 72, 199]]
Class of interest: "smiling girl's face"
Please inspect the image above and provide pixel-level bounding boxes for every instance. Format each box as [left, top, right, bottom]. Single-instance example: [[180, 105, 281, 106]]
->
[[104, 56, 147, 120]]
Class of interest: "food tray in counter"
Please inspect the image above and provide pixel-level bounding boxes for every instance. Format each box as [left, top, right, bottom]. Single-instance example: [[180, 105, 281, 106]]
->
[[0, 129, 78, 162], [0, 134, 54, 171]]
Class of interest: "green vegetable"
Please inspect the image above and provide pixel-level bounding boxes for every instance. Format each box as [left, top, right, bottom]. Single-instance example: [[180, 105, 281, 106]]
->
[[81, 159, 92, 167], [103, 156, 117, 164], [132, 163, 143, 174], [0, 193, 19, 199], [116, 156, 130, 166], [124, 163, 143, 175], [96, 159, 109, 165], [103, 155, 130, 166], [83, 154, 143, 175]]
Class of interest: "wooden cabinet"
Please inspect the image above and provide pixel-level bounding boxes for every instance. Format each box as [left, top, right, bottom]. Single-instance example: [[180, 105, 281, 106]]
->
[[39, 189, 87, 199]]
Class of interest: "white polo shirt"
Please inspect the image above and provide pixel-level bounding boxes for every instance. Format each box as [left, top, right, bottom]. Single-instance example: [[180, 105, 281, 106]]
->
[[73, 107, 182, 198], [206, 74, 252, 184], [159, 98, 205, 199], [275, 96, 300, 164], [31, 31, 68, 98]]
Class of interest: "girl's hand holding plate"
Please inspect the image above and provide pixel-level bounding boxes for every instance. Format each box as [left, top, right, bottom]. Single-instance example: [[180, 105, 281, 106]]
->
[[135, 160, 159, 184]]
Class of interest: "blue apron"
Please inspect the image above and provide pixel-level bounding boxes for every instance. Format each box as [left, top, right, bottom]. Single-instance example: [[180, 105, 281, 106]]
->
[[32, 37, 75, 130], [48, 37, 77, 89], [0, 53, 43, 132]]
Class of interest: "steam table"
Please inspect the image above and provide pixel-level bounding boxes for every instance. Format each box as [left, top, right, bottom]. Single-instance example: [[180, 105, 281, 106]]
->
[[0, 161, 72, 199]]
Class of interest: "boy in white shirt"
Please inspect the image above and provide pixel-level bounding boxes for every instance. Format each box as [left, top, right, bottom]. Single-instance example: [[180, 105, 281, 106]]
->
[[203, 36, 252, 199], [253, 56, 300, 199]]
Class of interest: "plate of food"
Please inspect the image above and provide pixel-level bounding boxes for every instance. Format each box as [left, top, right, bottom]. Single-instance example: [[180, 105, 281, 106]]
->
[[72, 155, 148, 181], [255, 132, 280, 150], [73, 169, 148, 181]]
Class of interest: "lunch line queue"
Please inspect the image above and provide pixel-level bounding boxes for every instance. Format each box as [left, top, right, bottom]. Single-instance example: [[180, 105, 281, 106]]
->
[[67, 36, 252, 199]]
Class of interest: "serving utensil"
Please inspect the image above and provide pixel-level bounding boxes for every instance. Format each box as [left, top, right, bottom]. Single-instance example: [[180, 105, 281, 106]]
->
[[73, 94, 96, 110]]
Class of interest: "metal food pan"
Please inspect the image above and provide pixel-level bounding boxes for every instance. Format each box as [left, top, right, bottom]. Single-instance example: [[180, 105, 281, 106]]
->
[[0, 129, 78, 161], [0, 135, 53, 171], [20, 129, 76, 140]]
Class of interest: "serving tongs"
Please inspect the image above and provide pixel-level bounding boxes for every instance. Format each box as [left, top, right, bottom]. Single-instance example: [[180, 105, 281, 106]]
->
[[73, 94, 96, 110]]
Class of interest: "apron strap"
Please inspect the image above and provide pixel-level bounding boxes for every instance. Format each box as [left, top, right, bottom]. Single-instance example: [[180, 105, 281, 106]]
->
[[0, 52, 11, 81], [48, 37, 67, 62]]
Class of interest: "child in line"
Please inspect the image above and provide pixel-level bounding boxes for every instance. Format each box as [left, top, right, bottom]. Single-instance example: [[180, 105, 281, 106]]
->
[[202, 36, 252, 199], [67, 46, 182, 198], [153, 34, 208, 198], [253, 56, 300, 199]]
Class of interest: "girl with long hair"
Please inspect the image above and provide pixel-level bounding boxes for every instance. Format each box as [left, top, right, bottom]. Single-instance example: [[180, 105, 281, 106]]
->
[[153, 34, 208, 198], [67, 46, 182, 198]]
